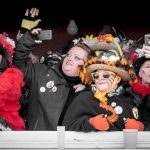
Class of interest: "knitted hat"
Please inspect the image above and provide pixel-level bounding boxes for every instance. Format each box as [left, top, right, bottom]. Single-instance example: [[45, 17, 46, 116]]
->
[[79, 34, 136, 84], [74, 42, 92, 56], [0, 32, 15, 67], [133, 56, 150, 74]]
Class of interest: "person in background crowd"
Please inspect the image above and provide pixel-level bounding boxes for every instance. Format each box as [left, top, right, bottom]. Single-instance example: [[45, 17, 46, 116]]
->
[[14, 27, 91, 130], [0, 33, 25, 130], [62, 34, 144, 132], [130, 43, 150, 131]]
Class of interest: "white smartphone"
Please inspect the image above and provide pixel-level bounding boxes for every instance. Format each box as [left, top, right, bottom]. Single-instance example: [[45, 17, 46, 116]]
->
[[38, 30, 52, 40], [144, 34, 150, 46]]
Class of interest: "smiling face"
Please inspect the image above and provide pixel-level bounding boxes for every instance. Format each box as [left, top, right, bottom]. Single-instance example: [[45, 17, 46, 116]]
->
[[140, 60, 150, 86], [92, 70, 121, 92], [62, 46, 88, 77]]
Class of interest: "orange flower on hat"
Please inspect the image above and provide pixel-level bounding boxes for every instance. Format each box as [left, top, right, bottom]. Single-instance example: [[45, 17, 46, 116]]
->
[[97, 34, 113, 43]]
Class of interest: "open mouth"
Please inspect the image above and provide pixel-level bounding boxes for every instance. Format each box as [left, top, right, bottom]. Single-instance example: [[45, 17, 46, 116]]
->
[[66, 61, 72, 65]]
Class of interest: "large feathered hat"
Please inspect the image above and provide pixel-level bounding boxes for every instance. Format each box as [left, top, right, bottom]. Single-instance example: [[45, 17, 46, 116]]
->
[[79, 34, 136, 84]]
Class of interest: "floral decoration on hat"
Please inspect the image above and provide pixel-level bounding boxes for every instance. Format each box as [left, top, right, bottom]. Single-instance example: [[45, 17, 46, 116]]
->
[[79, 34, 137, 85]]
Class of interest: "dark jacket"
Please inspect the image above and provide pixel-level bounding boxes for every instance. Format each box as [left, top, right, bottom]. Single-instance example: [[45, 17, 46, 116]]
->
[[141, 94, 150, 131], [14, 31, 80, 130], [62, 85, 141, 132]]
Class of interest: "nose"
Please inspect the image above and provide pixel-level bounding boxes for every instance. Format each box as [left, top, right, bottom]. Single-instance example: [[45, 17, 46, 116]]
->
[[95, 74, 104, 81], [67, 56, 73, 61]]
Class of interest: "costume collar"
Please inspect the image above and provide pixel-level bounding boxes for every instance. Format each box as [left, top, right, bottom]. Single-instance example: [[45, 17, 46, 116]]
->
[[131, 76, 150, 97]]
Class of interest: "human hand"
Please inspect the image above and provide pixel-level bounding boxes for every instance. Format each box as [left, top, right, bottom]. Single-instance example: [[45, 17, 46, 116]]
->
[[125, 118, 144, 131], [31, 28, 42, 44], [21, 8, 41, 30], [143, 45, 150, 58], [89, 114, 109, 131], [74, 84, 86, 93]]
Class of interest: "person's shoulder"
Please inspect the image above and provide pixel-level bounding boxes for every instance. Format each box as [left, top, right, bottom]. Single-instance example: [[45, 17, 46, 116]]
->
[[34, 63, 51, 73], [79, 89, 92, 94], [77, 90, 93, 99]]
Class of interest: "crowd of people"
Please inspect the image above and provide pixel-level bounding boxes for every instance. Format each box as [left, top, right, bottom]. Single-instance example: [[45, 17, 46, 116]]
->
[[0, 8, 150, 131]]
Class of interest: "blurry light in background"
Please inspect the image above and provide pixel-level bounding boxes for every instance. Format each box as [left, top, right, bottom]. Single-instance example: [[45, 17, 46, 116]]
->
[[67, 19, 78, 35]]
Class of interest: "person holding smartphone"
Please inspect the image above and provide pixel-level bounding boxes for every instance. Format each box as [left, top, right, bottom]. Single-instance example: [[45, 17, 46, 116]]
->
[[130, 35, 150, 131], [14, 27, 91, 130], [143, 45, 150, 58], [62, 34, 144, 132]]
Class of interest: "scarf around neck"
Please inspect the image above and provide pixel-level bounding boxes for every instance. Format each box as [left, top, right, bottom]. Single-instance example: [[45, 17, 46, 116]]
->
[[131, 76, 150, 97]]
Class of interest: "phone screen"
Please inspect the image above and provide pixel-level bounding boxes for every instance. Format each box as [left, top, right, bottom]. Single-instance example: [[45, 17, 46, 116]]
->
[[38, 30, 52, 40], [144, 34, 150, 46]]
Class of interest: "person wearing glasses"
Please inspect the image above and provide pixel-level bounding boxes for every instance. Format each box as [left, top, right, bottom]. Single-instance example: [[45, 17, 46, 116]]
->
[[14, 28, 91, 130], [62, 34, 144, 132]]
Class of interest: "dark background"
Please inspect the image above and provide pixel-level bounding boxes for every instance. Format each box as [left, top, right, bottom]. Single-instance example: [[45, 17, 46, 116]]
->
[[0, 0, 149, 30], [0, 0, 149, 55]]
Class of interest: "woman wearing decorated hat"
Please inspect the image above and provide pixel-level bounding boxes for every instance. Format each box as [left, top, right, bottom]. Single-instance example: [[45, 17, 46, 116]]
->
[[63, 34, 144, 131], [0, 33, 25, 130]]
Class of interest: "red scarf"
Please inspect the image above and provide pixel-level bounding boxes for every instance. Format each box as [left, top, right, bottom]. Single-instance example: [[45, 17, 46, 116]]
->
[[131, 76, 150, 97]]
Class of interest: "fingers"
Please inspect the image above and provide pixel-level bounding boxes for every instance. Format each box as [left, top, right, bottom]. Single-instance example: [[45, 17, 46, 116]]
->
[[35, 19, 42, 25], [25, 9, 29, 16], [35, 40, 42, 44], [145, 54, 150, 58], [35, 9, 39, 16], [143, 45, 150, 50], [144, 49, 150, 54], [30, 8, 39, 18], [31, 28, 42, 44], [30, 8, 35, 16], [143, 45, 150, 58], [31, 28, 42, 34], [74, 84, 86, 93]]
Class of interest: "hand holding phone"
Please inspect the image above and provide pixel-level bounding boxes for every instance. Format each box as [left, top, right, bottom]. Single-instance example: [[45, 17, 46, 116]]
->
[[144, 34, 150, 46], [38, 30, 52, 40]]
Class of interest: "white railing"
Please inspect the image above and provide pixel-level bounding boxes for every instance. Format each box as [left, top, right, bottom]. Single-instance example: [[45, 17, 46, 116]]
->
[[0, 127, 150, 149]]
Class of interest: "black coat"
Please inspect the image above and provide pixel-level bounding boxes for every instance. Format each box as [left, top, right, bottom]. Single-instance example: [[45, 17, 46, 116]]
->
[[62, 86, 141, 132], [14, 32, 80, 130], [141, 94, 150, 131]]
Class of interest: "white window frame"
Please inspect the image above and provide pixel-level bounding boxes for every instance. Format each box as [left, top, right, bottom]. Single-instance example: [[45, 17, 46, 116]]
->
[[0, 129, 150, 149]]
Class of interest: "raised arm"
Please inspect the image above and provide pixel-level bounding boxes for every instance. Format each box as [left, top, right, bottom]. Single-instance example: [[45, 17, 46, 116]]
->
[[14, 28, 42, 87]]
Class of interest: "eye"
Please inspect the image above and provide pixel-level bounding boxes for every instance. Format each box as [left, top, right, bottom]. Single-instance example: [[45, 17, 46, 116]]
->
[[145, 66, 150, 68], [93, 72, 99, 80], [74, 55, 82, 61], [66, 53, 71, 57], [103, 72, 110, 78]]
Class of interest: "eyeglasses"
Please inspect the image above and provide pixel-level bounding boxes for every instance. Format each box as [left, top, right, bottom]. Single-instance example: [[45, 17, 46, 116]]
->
[[65, 53, 86, 62], [92, 71, 116, 80]]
